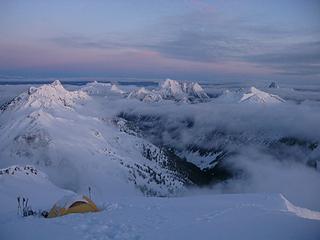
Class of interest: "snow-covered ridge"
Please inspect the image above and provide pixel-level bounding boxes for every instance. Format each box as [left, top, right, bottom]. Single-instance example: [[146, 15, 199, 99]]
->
[[0, 164, 74, 214], [81, 81, 125, 96], [0, 80, 319, 240], [0, 80, 187, 197], [240, 87, 285, 104], [216, 86, 285, 104], [281, 194, 320, 220], [128, 79, 209, 103], [1, 80, 88, 111], [1, 191, 319, 240]]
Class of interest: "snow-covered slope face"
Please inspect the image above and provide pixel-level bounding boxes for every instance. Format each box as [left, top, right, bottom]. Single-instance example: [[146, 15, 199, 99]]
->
[[0, 81, 187, 198], [0, 80, 319, 240], [0, 165, 73, 211], [1, 191, 319, 240], [216, 87, 285, 104], [128, 79, 209, 103], [1, 80, 319, 209], [240, 87, 285, 104]]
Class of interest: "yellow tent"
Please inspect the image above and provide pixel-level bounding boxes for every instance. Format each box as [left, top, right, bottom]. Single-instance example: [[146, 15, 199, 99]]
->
[[47, 194, 99, 218]]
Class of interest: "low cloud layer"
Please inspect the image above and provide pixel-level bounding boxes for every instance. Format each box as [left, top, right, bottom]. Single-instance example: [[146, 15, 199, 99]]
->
[[112, 89, 320, 210]]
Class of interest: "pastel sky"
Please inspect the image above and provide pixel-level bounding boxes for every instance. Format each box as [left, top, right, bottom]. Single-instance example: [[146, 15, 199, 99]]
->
[[0, 0, 319, 82]]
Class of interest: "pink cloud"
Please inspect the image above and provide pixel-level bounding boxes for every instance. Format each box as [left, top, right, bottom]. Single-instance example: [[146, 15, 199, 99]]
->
[[0, 42, 276, 79]]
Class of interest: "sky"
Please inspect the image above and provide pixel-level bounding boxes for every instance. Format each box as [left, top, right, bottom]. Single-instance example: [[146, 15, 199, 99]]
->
[[0, 0, 319, 82]]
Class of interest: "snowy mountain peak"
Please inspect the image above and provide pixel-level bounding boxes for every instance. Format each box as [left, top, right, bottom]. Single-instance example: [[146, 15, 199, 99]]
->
[[2, 81, 89, 111], [128, 79, 209, 103], [128, 87, 163, 102], [249, 86, 262, 95], [159, 79, 209, 102], [161, 79, 184, 96], [30, 79, 65, 95], [32, 80, 66, 95], [240, 86, 285, 104], [216, 87, 285, 104], [51, 79, 63, 87], [186, 82, 209, 99]]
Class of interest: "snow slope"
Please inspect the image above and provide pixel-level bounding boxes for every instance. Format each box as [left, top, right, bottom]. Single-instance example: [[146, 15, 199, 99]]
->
[[1, 164, 319, 240], [1, 166, 319, 240], [0, 80, 319, 239], [240, 87, 285, 104], [0, 165, 73, 213], [0, 81, 186, 198], [0, 190, 319, 240], [216, 86, 285, 104]]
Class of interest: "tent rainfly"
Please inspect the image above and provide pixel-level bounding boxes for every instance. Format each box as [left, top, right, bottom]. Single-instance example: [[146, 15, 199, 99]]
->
[[47, 194, 99, 218]]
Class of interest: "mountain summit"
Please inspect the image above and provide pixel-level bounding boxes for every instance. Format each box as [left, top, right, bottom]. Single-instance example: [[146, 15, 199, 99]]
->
[[240, 87, 285, 104], [159, 79, 209, 101], [128, 79, 209, 103], [216, 86, 285, 104], [0, 81, 186, 197], [1, 80, 88, 112]]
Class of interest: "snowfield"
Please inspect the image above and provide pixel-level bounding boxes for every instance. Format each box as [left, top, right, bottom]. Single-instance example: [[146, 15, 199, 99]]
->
[[2, 191, 320, 240], [1, 166, 319, 240], [0, 79, 320, 239]]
